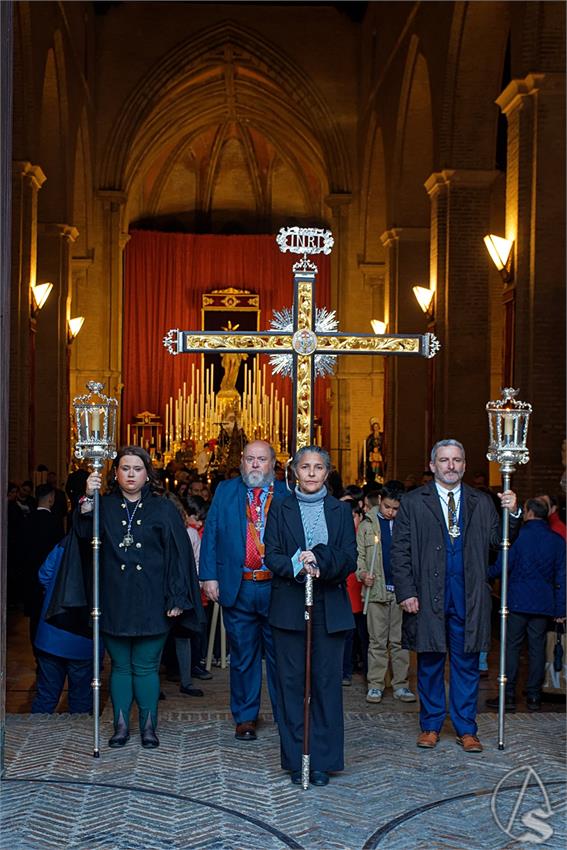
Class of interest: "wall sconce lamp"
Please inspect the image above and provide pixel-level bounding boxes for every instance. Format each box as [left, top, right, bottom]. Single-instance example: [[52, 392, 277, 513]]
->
[[68, 316, 85, 343], [370, 319, 387, 335], [484, 234, 514, 283], [412, 286, 435, 320], [31, 282, 53, 317]]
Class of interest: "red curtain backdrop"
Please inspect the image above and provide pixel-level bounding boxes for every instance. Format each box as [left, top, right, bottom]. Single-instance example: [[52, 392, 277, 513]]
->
[[122, 230, 331, 449]]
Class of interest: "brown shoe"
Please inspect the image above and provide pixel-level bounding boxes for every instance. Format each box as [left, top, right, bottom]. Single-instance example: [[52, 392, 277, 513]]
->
[[417, 730, 440, 748], [235, 721, 257, 741], [456, 734, 483, 753]]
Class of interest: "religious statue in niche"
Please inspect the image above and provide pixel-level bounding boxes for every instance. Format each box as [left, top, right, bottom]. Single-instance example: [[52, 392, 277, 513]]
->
[[220, 351, 248, 392], [365, 417, 384, 483]]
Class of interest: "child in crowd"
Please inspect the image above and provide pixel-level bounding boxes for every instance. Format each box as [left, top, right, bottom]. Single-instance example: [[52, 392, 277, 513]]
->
[[340, 487, 368, 685], [357, 481, 416, 704]]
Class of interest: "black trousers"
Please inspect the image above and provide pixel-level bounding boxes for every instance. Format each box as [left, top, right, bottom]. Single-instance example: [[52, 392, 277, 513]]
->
[[506, 612, 548, 698], [271, 596, 347, 773]]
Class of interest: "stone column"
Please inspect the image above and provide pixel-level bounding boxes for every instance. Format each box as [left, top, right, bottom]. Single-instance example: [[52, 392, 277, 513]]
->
[[36, 224, 79, 479], [68, 254, 95, 406], [425, 169, 499, 477], [97, 191, 128, 434], [324, 193, 352, 473], [1, 0, 13, 776], [497, 73, 565, 495], [10, 162, 46, 481], [380, 227, 430, 481]]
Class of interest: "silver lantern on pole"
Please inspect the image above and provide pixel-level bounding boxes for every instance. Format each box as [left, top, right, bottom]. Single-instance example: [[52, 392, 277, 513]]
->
[[486, 387, 532, 750], [73, 381, 118, 757]]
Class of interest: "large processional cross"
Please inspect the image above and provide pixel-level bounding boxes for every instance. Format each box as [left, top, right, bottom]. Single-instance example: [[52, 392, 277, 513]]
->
[[163, 227, 440, 451]]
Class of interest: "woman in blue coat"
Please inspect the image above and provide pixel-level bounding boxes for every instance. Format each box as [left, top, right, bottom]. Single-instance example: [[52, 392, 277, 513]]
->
[[264, 446, 357, 786]]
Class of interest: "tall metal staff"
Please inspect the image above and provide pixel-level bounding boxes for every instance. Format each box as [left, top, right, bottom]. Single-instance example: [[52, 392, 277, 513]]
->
[[72, 381, 118, 757], [486, 387, 531, 750], [301, 574, 314, 790]]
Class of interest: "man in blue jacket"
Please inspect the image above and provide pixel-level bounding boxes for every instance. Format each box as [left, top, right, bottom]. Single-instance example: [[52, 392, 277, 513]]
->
[[200, 440, 286, 740], [487, 497, 566, 712]]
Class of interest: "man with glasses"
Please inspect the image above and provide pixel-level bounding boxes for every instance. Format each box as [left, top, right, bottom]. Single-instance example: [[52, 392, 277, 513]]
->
[[201, 440, 286, 740]]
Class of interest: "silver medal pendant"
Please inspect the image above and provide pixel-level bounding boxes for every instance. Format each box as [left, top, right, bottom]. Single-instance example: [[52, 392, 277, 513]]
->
[[122, 532, 134, 548], [448, 525, 460, 539]]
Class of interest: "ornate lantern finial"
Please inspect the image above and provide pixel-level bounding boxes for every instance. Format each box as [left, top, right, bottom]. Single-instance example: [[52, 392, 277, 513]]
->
[[73, 381, 118, 468], [486, 387, 532, 469]]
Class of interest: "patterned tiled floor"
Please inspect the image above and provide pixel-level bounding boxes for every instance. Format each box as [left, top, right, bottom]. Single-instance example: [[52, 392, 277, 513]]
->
[[4, 609, 565, 848], [1, 708, 565, 850]]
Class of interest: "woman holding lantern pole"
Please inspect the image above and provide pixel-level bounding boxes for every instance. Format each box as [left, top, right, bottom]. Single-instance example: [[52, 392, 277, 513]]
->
[[264, 446, 357, 786], [78, 445, 204, 749]]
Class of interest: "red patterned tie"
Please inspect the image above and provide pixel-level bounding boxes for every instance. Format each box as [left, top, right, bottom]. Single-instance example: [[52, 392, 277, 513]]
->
[[245, 488, 263, 570]]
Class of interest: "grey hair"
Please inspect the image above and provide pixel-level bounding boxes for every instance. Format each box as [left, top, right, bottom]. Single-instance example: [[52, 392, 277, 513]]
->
[[430, 439, 466, 463], [290, 445, 332, 474]]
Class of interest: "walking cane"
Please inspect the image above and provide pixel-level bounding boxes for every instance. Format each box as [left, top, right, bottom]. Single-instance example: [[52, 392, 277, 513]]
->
[[362, 534, 379, 616], [301, 574, 314, 790]]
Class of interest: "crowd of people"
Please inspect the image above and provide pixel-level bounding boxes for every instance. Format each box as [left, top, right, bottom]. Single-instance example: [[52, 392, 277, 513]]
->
[[6, 437, 565, 783]]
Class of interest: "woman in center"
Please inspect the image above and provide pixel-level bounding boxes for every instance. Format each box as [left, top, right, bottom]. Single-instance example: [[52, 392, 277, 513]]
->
[[264, 445, 357, 786]]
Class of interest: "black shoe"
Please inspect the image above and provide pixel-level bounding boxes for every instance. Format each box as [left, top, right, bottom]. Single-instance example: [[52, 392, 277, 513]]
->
[[309, 770, 329, 787], [486, 695, 516, 711], [109, 727, 130, 748], [191, 665, 212, 680], [141, 715, 160, 749], [527, 696, 541, 711], [290, 770, 302, 785], [180, 685, 204, 697], [108, 711, 130, 748]]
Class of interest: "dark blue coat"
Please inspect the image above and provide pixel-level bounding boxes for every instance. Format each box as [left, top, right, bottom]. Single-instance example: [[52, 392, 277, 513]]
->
[[264, 493, 357, 633], [199, 476, 287, 608], [35, 542, 93, 660], [488, 519, 566, 617]]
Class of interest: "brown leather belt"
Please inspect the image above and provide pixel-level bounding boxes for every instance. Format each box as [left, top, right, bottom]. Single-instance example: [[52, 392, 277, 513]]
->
[[242, 569, 273, 581]]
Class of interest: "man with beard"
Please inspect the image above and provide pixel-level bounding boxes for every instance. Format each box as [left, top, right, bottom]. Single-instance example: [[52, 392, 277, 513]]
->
[[200, 440, 286, 740], [391, 439, 521, 753]]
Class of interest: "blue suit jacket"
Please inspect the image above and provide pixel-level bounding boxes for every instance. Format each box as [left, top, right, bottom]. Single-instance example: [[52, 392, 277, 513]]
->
[[199, 476, 287, 608]]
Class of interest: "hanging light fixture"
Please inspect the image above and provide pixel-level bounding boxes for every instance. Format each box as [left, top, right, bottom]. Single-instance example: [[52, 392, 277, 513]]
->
[[483, 234, 514, 283], [31, 282, 53, 316], [68, 316, 85, 342], [412, 286, 435, 319], [370, 319, 387, 335]]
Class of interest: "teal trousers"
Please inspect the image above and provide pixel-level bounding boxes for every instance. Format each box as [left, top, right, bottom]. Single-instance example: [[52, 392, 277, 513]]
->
[[103, 632, 168, 731]]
